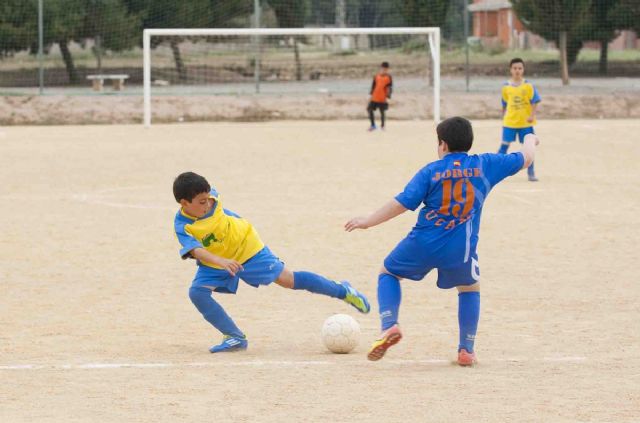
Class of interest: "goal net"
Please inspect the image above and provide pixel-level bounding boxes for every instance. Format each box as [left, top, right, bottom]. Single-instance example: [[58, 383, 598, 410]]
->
[[143, 28, 440, 126]]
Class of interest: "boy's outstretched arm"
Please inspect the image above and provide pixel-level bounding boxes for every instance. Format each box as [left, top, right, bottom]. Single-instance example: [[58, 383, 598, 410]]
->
[[521, 133, 539, 169], [345, 199, 407, 232], [191, 248, 244, 276]]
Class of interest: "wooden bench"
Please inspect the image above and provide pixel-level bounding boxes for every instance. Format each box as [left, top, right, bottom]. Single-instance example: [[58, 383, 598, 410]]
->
[[86, 74, 129, 92]]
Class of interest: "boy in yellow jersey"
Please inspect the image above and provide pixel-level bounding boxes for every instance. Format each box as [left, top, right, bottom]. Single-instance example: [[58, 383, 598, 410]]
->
[[173, 172, 370, 353], [499, 58, 541, 181]]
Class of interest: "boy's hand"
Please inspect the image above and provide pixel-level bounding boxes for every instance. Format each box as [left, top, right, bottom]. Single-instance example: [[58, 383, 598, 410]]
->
[[527, 114, 535, 123], [345, 217, 369, 232], [216, 258, 244, 276]]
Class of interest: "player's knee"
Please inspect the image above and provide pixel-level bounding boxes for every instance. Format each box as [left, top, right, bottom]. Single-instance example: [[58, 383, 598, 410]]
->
[[189, 286, 211, 308], [379, 267, 401, 280], [275, 268, 294, 289], [457, 282, 480, 293]]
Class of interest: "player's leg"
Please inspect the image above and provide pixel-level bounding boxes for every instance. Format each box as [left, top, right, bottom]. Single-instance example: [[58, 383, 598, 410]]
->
[[239, 246, 369, 313], [378, 270, 401, 331], [190, 265, 247, 353], [498, 127, 516, 154], [368, 236, 433, 361], [437, 255, 481, 366], [518, 127, 538, 181], [367, 102, 377, 131], [188, 286, 248, 353], [456, 283, 480, 366], [380, 104, 387, 129], [275, 267, 370, 314], [367, 268, 404, 361]]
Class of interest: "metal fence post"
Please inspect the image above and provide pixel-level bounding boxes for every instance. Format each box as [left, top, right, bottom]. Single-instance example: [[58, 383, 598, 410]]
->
[[38, 0, 44, 95], [254, 0, 261, 94]]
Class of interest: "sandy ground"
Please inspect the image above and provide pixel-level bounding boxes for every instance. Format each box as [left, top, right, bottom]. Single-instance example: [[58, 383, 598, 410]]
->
[[1, 92, 639, 125], [2, 76, 640, 125], [0, 120, 639, 422]]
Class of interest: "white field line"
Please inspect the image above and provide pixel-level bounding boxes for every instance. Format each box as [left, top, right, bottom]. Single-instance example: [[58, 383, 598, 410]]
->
[[502, 188, 544, 193], [0, 356, 587, 371], [93, 185, 153, 195], [76, 197, 174, 211], [72, 187, 174, 210]]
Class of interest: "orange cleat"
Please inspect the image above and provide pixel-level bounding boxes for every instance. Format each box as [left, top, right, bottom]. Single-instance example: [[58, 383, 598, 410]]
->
[[367, 324, 403, 361], [457, 348, 477, 366]]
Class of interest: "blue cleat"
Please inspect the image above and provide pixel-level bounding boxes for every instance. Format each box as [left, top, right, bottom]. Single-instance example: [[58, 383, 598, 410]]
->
[[341, 281, 371, 314], [368, 125, 377, 132], [209, 335, 248, 353]]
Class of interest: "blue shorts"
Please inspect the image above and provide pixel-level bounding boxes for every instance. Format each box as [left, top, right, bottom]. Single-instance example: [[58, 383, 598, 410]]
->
[[502, 126, 534, 143], [191, 246, 285, 294], [383, 235, 480, 289]]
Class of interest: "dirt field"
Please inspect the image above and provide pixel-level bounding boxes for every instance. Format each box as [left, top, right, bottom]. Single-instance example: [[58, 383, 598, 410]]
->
[[0, 120, 638, 422], [2, 86, 640, 125]]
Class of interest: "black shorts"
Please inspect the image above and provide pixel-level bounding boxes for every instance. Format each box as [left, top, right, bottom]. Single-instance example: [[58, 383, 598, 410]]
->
[[367, 101, 388, 111]]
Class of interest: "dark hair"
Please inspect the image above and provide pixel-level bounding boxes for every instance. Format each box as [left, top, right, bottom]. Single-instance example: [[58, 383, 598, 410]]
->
[[510, 57, 525, 68], [381, 61, 390, 68], [436, 117, 474, 152], [173, 172, 210, 202]]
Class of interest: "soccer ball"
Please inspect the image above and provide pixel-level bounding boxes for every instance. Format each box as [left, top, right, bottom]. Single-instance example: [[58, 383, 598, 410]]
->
[[321, 314, 360, 354]]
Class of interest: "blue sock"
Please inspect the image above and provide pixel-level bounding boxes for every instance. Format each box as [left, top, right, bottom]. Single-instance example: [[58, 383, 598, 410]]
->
[[378, 273, 401, 331], [458, 292, 480, 353], [498, 142, 509, 154], [189, 286, 244, 338], [293, 271, 346, 299], [527, 161, 535, 176]]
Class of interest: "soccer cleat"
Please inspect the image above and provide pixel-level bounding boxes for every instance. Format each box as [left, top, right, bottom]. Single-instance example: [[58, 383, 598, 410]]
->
[[457, 348, 477, 366], [367, 324, 402, 361], [341, 281, 371, 314], [368, 125, 377, 132], [528, 175, 539, 182], [209, 335, 248, 353]]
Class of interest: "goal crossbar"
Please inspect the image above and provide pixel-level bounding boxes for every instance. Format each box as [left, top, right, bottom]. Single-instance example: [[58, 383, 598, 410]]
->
[[143, 27, 440, 126]]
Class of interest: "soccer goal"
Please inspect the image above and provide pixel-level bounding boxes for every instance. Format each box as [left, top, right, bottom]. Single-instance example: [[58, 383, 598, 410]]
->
[[143, 27, 440, 126]]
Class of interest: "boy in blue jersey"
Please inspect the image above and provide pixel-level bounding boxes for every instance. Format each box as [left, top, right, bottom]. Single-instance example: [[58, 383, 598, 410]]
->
[[174, 172, 370, 353], [345, 117, 538, 365], [499, 58, 541, 181]]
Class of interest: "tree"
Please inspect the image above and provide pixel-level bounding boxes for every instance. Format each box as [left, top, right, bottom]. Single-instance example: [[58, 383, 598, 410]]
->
[[512, 0, 592, 85], [28, 0, 141, 84], [612, 0, 640, 34], [84, 0, 141, 73], [577, 0, 640, 75], [125, 0, 211, 81], [268, 0, 310, 81], [0, 0, 36, 58], [401, 0, 450, 86], [402, 0, 450, 28], [44, 0, 87, 83]]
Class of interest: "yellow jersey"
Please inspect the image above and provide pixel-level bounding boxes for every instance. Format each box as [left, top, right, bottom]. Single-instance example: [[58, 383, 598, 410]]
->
[[174, 188, 264, 269], [501, 80, 541, 128]]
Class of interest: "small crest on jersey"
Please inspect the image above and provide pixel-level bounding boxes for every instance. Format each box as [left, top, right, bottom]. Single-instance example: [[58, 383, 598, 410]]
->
[[453, 160, 461, 166]]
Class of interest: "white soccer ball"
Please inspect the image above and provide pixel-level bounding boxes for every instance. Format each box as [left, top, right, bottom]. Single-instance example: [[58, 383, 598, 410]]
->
[[321, 314, 360, 354]]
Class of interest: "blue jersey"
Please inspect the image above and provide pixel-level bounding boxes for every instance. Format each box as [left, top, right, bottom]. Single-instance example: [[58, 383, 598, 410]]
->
[[394, 151, 524, 265]]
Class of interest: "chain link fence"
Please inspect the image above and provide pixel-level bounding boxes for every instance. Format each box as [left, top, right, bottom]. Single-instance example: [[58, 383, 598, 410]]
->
[[1, 1, 638, 94]]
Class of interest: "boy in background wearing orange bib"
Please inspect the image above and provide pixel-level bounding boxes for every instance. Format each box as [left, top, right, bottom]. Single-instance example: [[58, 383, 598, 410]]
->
[[367, 62, 393, 131]]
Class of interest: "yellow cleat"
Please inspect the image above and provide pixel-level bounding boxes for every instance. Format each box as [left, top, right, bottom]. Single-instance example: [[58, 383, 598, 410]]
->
[[367, 324, 402, 361]]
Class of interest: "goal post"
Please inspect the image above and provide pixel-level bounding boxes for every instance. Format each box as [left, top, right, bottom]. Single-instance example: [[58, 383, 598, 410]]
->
[[143, 27, 440, 126]]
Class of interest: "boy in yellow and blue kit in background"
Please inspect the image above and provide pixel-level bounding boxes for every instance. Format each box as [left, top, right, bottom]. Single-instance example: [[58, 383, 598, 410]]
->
[[173, 172, 370, 353], [499, 58, 541, 181]]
